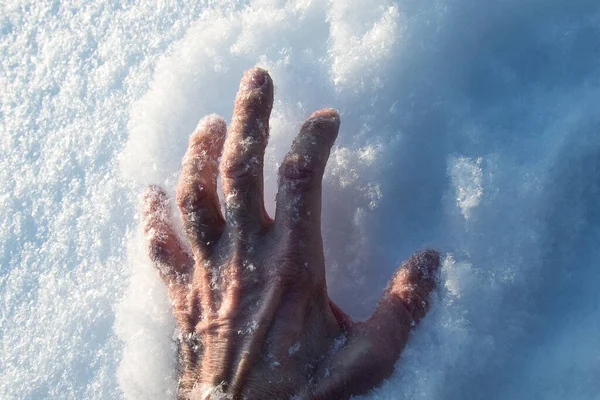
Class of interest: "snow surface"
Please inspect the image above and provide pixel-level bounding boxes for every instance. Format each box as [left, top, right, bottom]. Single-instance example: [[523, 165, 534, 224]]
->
[[2, 0, 600, 399]]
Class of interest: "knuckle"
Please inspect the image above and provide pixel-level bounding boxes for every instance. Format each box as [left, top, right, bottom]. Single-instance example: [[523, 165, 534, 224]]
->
[[176, 180, 210, 213], [236, 93, 271, 116], [278, 154, 320, 191], [274, 254, 319, 288], [221, 156, 261, 184], [385, 295, 415, 326], [400, 285, 430, 322], [149, 240, 171, 266], [228, 118, 269, 148], [407, 300, 427, 323]]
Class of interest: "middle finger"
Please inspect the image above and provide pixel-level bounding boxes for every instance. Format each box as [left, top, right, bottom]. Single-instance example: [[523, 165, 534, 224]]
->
[[220, 67, 274, 234]]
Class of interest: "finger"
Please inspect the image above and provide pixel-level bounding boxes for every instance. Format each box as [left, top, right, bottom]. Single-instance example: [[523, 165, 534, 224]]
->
[[220, 67, 274, 232], [309, 250, 440, 399], [141, 186, 194, 285], [274, 109, 340, 252], [379, 249, 440, 325], [176, 115, 226, 255]]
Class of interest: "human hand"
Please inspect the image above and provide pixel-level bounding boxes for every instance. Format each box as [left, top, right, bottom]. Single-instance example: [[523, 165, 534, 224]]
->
[[141, 67, 440, 400]]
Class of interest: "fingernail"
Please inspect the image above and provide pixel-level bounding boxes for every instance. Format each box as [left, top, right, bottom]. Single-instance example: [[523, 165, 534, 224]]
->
[[242, 67, 267, 90]]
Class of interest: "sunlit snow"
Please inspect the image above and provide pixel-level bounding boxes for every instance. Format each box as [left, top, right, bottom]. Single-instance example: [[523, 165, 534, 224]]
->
[[1, 0, 599, 399]]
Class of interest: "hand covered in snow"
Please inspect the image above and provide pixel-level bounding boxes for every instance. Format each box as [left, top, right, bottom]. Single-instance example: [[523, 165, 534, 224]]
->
[[141, 67, 440, 400]]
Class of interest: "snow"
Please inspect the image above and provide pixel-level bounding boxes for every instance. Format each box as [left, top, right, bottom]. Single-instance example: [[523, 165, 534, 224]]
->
[[288, 341, 302, 356], [1, 0, 600, 399]]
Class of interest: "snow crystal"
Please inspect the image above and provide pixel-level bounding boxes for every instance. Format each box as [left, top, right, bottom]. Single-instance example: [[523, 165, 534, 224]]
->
[[288, 341, 301, 356], [448, 156, 483, 221]]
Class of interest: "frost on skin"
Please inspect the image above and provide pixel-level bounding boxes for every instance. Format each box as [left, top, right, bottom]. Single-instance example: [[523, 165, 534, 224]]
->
[[288, 342, 301, 356], [141, 67, 440, 399]]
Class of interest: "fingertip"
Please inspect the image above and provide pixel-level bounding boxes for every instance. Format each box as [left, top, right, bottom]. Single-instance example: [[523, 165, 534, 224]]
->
[[141, 186, 170, 234], [194, 114, 227, 136], [393, 249, 441, 290], [241, 67, 269, 90], [416, 248, 441, 261], [381, 249, 441, 324], [230, 67, 274, 130], [181, 116, 225, 180], [309, 108, 340, 122], [411, 249, 441, 279], [141, 185, 168, 213], [302, 108, 340, 141], [188, 115, 227, 153], [142, 184, 166, 198], [238, 67, 273, 101], [305, 108, 340, 129]]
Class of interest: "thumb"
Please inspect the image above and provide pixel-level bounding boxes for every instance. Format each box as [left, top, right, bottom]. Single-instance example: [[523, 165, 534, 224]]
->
[[310, 250, 440, 399], [371, 249, 440, 337]]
